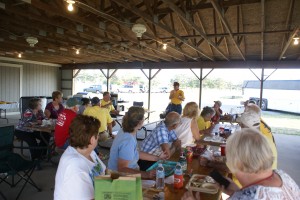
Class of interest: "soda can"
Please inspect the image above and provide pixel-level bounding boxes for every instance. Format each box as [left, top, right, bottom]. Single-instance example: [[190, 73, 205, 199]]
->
[[187, 150, 193, 163]]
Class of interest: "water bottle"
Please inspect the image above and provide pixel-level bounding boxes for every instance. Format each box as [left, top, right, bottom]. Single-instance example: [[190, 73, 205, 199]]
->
[[156, 163, 165, 189], [174, 163, 183, 189], [179, 152, 187, 173]]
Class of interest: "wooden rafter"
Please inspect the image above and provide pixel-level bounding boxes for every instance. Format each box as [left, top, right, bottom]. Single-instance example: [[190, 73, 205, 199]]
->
[[209, 0, 245, 60], [162, 0, 229, 60], [280, 0, 295, 52], [111, 0, 215, 61], [27, 0, 181, 62], [260, 0, 265, 61], [278, 27, 299, 60]]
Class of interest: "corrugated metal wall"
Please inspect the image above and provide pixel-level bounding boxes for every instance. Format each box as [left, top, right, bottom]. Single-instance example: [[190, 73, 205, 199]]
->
[[0, 60, 61, 102], [0, 65, 20, 102], [22, 63, 60, 96]]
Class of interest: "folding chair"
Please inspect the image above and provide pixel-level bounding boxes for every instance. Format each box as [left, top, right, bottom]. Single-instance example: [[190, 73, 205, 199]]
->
[[0, 125, 41, 200], [133, 101, 144, 107]]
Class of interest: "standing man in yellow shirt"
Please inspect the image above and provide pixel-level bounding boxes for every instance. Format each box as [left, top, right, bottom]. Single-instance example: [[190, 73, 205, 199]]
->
[[169, 82, 185, 114]]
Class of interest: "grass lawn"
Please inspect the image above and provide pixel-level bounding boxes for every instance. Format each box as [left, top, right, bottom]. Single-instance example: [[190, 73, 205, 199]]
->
[[262, 110, 300, 136]]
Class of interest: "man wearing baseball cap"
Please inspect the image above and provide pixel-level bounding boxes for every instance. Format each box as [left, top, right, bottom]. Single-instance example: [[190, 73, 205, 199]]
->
[[55, 97, 81, 149], [83, 97, 113, 141], [168, 82, 185, 114], [237, 104, 277, 169], [211, 100, 223, 123]]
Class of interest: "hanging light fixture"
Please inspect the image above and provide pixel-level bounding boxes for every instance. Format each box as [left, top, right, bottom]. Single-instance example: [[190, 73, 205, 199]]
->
[[293, 36, 299, 45], [67, 0, 75, 11], [18, 53, 22, 58], [131, 24, 147, 38], [76, 49, 80, 54], [162, 43, 167, 50]]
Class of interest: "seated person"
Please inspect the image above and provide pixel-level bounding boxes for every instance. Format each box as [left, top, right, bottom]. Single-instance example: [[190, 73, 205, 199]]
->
[[175, 102, 201, 147], [54, 98, 81, 149], [108, 107, 167, 179], [182, 128, 300, 200], [83, 97, 113, 141], [78, 97, 90, 114], [15, 98, 50, 160], [139, 112, 181, 171], [238, 103, 278, 169], [197, 106, 215, 135], [45, 91, 64, 119], [54, 115, 106, 200], [211, 100, 223, 123], [100, 92, 119, 116]]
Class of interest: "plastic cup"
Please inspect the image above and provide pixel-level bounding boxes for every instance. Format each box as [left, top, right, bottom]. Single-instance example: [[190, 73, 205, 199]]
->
[[220, 144, 226, 156]]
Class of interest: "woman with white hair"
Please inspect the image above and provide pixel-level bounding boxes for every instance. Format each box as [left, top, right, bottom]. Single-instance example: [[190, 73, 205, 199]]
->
[[182, 128, 300, 199], [175, 102, 201, 147], [238, 103, 277, 169], [225, 128, 300, 199]]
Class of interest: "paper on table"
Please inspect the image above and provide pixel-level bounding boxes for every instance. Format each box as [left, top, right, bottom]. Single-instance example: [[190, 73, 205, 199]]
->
[[165, 175, 174, 184]]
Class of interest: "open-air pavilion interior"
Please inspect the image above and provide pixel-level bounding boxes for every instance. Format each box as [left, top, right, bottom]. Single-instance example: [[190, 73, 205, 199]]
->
[[0, 0, 300, 199]]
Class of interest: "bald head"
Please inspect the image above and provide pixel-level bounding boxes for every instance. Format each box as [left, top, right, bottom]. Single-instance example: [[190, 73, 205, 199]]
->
[[164, 112, 180, 127], [245, 103, 261, 116]]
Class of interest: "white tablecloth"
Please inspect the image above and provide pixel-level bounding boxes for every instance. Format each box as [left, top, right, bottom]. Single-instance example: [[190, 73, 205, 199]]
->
[[0, 102, 19, 110]]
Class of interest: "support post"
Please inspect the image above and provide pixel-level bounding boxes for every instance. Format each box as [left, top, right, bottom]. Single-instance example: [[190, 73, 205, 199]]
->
[[259, 67, 264, 108], [148, 69, 152, 120], [199, 68, 203, 109]]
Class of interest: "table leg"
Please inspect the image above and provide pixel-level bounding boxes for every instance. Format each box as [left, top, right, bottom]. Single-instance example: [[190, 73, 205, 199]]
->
[[0, 108, 9, 124]]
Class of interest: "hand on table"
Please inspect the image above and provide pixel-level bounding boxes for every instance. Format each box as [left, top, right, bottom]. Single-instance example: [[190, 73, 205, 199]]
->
[[181, 190, 200, 200], [173, 140, 182, 150], [158, 151, 169, 160], [219, 177, 239, 196], [147, 169, 156, 179]]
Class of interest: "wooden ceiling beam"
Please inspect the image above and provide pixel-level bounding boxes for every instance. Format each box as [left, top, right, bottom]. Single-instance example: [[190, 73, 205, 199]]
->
[[0, 17, 128, 63], [7, 2, 172, 63], [280, 0, 295, 52], [0, 40, 114, 64], [111, 0, 214, 61], [209, 0, 245, 60], [163, 0, 228, 60], [63, 60, 300, 70], [28, 0, 181, 62], [278, 27, 299, 60], [156, 0, 261, 14], [260, 0, 265, 61]]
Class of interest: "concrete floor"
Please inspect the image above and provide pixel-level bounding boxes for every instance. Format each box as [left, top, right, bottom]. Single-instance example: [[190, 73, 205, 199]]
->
[[1, 113, 300, 200]]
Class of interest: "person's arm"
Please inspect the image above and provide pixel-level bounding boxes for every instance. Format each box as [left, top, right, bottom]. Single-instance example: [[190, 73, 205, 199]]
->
[[191, 118, 201, 141], [178, 91, 185, 101], [199, 123, 215, 135], [117, 158, 154, 179], [106, 112, 113, 135], [44, 109, 51, 119], [107, 123, 113, 136], [169, 90, 175, 99], [139, 151, 167, 161], [160, 143, 172, 159]]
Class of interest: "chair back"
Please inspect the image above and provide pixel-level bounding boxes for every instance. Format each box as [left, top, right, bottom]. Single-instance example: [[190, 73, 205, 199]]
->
[[133, 101, 143, 107], [0, 125, 15, 158]]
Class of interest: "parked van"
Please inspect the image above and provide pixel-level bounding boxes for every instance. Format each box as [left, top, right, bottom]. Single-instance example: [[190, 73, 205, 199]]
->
[[83, 85, 103, 93], [117, 85, 140, 93]]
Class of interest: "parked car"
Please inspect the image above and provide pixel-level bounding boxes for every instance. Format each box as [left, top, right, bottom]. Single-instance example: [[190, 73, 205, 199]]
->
[[151, 87, 168, 93], [117, 85, 140, 93], [83, 85, 103, 93], [139, 85, 147, 93]]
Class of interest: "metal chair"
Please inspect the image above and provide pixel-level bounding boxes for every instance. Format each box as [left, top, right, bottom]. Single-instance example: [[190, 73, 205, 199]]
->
[[133, 101, 144, 107], [0, 125, 41, 200]]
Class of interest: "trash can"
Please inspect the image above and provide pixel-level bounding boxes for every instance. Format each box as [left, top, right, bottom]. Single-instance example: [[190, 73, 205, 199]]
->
[[19, 96, 47, 114]]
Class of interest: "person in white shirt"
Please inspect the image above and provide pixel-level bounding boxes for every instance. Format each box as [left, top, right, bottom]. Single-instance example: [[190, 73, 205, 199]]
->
[[175, 102, 201, 147], [54, 115, 106, 200]]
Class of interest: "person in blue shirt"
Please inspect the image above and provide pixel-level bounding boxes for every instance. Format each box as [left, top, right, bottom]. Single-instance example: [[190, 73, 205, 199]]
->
[[139, 112, 182, 171], [108, 106, 167, 179]]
